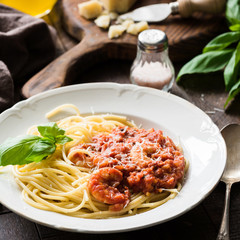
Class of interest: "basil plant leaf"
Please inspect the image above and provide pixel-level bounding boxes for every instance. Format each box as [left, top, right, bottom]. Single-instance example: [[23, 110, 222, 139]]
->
[[0, 135, 55, 166], [226, 0, 240, 25], [38, 122, 65, 140], [229, 24, 240, 32], [225, 79, 240, 107], [176, 49, 234, 82], [224, 42, 240, 91], [203, 32, 240, 53]]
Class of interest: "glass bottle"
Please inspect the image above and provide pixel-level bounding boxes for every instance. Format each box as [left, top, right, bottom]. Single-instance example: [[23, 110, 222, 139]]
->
[[130, 29, 175, 91]]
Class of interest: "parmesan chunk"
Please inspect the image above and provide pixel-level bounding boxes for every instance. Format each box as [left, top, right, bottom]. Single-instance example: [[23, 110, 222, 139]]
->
[[108, 25, 126, 39], [127, 21, 149, 35], [78, 0, 102, 19], [121, 19, 134, 29], [100, 0, 137, 13], [108, 11, 118, 20], [100, 10, 118, 20], [94, 15, 111, 29], [100, 9, 109, 15]]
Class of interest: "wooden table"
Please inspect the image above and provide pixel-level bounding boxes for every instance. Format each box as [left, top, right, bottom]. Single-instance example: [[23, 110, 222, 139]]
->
[[1, 1, 240, 240]]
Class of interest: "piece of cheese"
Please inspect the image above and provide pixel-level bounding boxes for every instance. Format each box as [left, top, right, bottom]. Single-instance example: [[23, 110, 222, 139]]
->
[[78, 0, 102, 19], [94, 15, 111, 29], [108, 25, 126, 39], [100, 10, 118, 19], [108, 11, 118, 20], [100, 0, 137, 13], [127, 21, 149, 35], [121, 19, 134, 29]]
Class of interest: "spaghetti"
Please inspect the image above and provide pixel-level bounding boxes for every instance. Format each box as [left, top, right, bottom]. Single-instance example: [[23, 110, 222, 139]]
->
[[13, 104, 188, 219]]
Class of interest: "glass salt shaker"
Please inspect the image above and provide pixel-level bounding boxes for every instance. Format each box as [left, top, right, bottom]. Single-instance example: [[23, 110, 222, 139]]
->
[[130, 29, 175, 91]]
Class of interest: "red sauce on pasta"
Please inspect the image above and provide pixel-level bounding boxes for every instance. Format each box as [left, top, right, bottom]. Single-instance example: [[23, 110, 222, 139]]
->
[[69, 127, 185, 211]]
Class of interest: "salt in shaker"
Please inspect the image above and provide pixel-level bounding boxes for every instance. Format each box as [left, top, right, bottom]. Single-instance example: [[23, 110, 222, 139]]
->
[[130, 29, 175, 91]]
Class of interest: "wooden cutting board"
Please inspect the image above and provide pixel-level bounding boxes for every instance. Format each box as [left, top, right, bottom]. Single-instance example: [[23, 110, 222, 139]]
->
[[22, 0, 227, 98]]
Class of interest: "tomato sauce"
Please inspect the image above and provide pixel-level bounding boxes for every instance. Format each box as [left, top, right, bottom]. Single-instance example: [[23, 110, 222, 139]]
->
[[69, 126, 185, 196]]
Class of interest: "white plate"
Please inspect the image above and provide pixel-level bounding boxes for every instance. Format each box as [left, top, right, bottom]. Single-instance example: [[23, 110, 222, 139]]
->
[[0, 83, 226, 233]]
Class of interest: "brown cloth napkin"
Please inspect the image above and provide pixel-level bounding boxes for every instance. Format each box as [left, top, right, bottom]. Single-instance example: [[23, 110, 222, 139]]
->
[[0, 4, 56, 112]]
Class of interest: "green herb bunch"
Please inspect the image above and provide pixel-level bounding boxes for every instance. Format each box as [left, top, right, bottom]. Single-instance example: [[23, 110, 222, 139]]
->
[[0, 123, 72, 166], [176, 0, 240, 107]]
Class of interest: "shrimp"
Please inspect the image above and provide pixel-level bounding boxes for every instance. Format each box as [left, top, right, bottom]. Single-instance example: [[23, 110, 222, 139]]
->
[[88, 167, 130, 211], [68, 144, 93, 167]]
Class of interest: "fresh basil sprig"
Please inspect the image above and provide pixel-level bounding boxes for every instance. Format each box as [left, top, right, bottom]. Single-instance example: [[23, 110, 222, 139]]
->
[[0, 122, 72, 166], [176, 0, 240, 108]]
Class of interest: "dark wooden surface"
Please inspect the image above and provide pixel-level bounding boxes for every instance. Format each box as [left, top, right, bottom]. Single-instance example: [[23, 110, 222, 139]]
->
[[1, 0, 240, 239], [21, 0, 227, 98]]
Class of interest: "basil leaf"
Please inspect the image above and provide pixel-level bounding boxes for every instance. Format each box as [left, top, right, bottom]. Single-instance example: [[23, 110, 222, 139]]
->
[[203, 32, 240, 53], [229, 24, 240, 32], [0, 136, 55, 166], [38, 122, 65, 140], [55, 135, 73, 145], [224, 42, 240, 91], [176, 49, 234, 82], [226, 0, 240, 25], [225, 79, 240, 107], [0, 123, 73, 166]]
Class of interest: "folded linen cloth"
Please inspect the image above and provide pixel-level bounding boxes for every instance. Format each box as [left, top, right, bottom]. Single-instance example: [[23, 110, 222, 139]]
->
[[0, 4, 56, 112]]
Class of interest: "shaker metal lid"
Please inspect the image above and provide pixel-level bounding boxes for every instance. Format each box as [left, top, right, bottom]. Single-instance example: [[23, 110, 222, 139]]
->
[[138, 29, 168, 52]]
